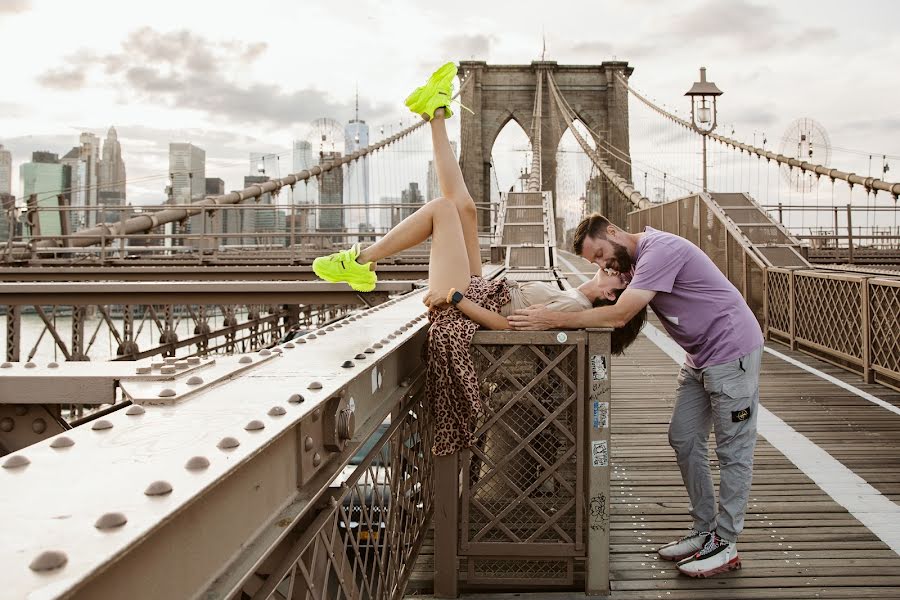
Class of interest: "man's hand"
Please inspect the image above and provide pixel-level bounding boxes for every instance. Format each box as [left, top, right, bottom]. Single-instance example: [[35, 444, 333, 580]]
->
[[507, 304, 560, 331]]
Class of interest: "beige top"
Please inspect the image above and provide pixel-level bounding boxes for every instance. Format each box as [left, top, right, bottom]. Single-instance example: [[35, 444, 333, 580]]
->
[[499, 280, 593, 316]]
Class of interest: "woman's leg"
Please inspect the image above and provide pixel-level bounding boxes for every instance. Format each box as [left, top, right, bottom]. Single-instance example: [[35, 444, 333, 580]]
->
[[430, 110, 482, 277], [358, 196, 471, 295]]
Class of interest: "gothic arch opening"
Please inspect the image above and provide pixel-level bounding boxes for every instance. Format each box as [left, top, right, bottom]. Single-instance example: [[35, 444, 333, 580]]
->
[[489, 118, 533, 201], [555, 119, 597, 245]]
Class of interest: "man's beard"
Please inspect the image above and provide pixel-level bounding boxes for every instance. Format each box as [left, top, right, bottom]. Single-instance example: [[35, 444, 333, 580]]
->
[[609, 241, 633, 273]]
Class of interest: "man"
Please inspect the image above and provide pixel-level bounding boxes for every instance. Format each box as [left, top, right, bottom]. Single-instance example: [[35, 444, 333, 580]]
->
[[509, 214, 763, 578]]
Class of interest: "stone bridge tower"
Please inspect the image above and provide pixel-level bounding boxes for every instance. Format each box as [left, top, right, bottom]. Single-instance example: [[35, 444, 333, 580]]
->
[[458, 60, 634, 236]]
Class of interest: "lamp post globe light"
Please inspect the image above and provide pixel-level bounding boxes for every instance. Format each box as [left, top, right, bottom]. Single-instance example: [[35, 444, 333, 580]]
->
[[684, 67, 723, 192]]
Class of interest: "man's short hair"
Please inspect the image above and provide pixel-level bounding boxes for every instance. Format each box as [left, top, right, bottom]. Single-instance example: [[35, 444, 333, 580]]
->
[[573, 213, 612, 256]]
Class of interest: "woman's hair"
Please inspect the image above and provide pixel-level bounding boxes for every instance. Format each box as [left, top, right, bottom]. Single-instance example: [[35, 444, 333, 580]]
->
[[592, 289, 646, 355]]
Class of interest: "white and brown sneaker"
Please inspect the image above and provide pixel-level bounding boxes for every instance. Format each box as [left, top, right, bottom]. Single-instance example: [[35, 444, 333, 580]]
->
[[676, 532, 741, 578], [657, 529, 708, 562]]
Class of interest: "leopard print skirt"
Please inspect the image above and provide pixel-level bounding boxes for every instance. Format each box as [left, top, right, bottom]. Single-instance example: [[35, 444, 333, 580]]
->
[[425, 275, 511, 456]]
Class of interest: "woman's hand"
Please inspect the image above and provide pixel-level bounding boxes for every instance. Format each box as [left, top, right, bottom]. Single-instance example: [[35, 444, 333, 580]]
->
[[507, 304, 559, 330], [423, 289, 450, 310]]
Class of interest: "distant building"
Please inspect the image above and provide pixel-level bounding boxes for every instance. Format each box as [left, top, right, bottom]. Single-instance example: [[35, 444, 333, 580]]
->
[[318, 151, 344, 237], [168, 143, 206, 204], [249, 152, 280, 178], [79, 133, 101, 227], [99, 126, 126, 201], [0, 193, 16, 242], [292, 139, 317, 227], [344, 106, 370, 232], [20, 152, 70, 238], [60, 147, 86, 231], [394, 181, 423, 227], [0, 144, 11, 196], [205, 177, 225, 196]]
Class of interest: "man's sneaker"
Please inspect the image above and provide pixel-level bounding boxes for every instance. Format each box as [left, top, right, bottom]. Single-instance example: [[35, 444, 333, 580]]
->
[[405, 62, 457, 120], [657, 529, 709, 561], [312, 243, 377, 292], [676, 532, 741, 578]]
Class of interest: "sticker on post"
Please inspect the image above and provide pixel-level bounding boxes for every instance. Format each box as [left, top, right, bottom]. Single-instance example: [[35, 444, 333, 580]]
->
[[591, 440, 609, 467], [591, 355, 608, 381], [592, 401, 609, 429], [556, 332, 568, 344]]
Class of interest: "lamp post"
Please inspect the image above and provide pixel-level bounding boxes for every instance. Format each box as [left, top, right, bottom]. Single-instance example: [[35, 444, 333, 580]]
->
[[684, 67, 723, 192]]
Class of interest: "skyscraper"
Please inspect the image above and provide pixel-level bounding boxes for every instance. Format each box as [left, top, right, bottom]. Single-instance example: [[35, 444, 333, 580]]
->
[[249, 152, 280, 179], [99, 126, 127, 208], [318, 151, 344, 235], [0, 144, 12, 196], [20, 152, 70, 237], [395, 181, 423, 227], [344, 94, 370, 233], [168, 143, 206, 203], [78, 133, 100, 227], [292, 139, 317, 231], [61, 147, 87, 231]]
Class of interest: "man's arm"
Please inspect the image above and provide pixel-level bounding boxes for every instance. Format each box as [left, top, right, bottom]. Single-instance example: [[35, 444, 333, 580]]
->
[[508, 288, 656, 330]]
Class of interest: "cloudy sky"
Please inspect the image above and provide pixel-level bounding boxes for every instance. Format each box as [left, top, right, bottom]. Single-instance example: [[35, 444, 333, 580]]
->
[[1, 0, 898, 206]]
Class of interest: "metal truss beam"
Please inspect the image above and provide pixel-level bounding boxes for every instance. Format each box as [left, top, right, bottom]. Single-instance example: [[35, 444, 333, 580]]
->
[[0, 291, 430, 600]]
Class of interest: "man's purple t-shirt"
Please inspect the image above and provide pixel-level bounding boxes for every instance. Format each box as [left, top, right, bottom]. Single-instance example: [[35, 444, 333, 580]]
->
[[627, 227, 763, 368]]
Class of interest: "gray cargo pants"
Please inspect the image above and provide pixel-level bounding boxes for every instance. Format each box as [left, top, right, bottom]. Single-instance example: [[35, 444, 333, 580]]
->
[[668, 346, 763, 542]]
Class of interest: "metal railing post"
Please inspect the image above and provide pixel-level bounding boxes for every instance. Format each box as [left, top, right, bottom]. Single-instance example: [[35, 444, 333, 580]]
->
[[433, 453, 459, 598], [585, 329, 612, 595], [789, 269, 798, 351], [861, 277, 873, 383], [847, 204, 854, 263]]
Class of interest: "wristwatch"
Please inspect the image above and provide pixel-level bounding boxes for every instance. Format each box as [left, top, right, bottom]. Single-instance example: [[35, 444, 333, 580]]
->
[[447, 289, 465, 306]]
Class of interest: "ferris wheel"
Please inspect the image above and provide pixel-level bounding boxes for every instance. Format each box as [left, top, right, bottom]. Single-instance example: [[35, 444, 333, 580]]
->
[[779, 118, 832, 193]]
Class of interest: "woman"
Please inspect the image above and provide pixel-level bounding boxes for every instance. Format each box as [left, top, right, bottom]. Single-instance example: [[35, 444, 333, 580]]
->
[[314, 63, 645, 455]]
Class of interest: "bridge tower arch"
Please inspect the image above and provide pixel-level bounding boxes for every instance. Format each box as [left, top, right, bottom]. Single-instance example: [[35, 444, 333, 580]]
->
[[459, 60, 635, 234]]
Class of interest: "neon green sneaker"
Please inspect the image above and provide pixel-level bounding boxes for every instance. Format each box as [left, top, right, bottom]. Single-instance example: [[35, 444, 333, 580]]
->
[[405, 62, 457, 120], [312, 243, 377, 292]]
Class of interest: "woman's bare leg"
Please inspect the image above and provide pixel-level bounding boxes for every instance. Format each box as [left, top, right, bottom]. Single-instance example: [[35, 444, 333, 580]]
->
[[430, 109, 482, 277], [358, 196, 471, 295]]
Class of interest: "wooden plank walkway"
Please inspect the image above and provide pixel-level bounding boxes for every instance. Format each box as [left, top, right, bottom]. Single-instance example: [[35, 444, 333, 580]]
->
[[407, 327, 900, 599]]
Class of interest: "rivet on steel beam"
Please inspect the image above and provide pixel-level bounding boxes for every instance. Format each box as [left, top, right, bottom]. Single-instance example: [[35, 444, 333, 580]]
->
[[312, 408, 321, 420], [334, 324, 343, 329], [394, 329, 402, 335], [304, 436, 314, 451], [325, 327, 334, 332], [342, 360, 354, 368], [0, 417, 12, 432], [144, 480, 173, 496], [185, 456, 210, 470], [24, 362, 36, 369], [165, 357, 177, 365], [259, 349, 272, 356], [381, 338, 390, 344], [29, 550, 67, 572], [317, 330, 326, 335], [245, 419, 265, 431], [186, 376, 203, 386], [268, 406, 286, 417], [92, 419, 114, 431], [364, 347, 375, 354], [187, 357, 201, 365], [2, 454, 29, 469], [32, 418, 46, 434], [95, 512, 127, 530], [307, 334, 317, 340], [308, 381, 322, 390], [0, 362, 10, 368], [373, 343, 383, 349], [125, 405, 145, 416], [14, 405, 28, 416], [271, 347, 283, 354], [136, 366, 151, 374], [354, 353, 366, 360], [388, 334, 397, 340], [284, 342, 296, 349], [50, 436, 74, 448], [312, 453, 322, 467], [239, 356, 253, 364], [160, 366, 176, 374], [48, 362, 59, 369], [158, 388, 176, 398], [288, 393, 305, 403], [218, 436, 240, 450]]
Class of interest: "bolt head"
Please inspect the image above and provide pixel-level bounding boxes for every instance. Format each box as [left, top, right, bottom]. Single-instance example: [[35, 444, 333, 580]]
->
[[186, 376, 204, 385], [144, 480, 173, 496], [29, 550, 67, 572], [342, 360, 354, 368], [244, 419, 265, 431], [2, 454, 30, 469], [307, 334, 317, 340], [373, 343, 383, 349], [24, 362, 36, 369], [312, 452, 322, 467], [268, 406, 286, 416], [50, 435, 75, 448], [32, 418, 47, 434], [125, 405, 146, 416], [288, 393, 305, 403], [307, 381, 323, 390], [0, 417, 13, 432], [185, 456, 210, 470], [157, 388, 177, 398], [304, 436, 314, 451], [48, 362, 59, 369], [239, 356, 253, 364], [95, 512, 127, 530], [0, 362, 11, 368], [92, 419, 114, 430], [284, 342, 296, 349], [217, 436, 240, 450], [259, 349, 272, 356]]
